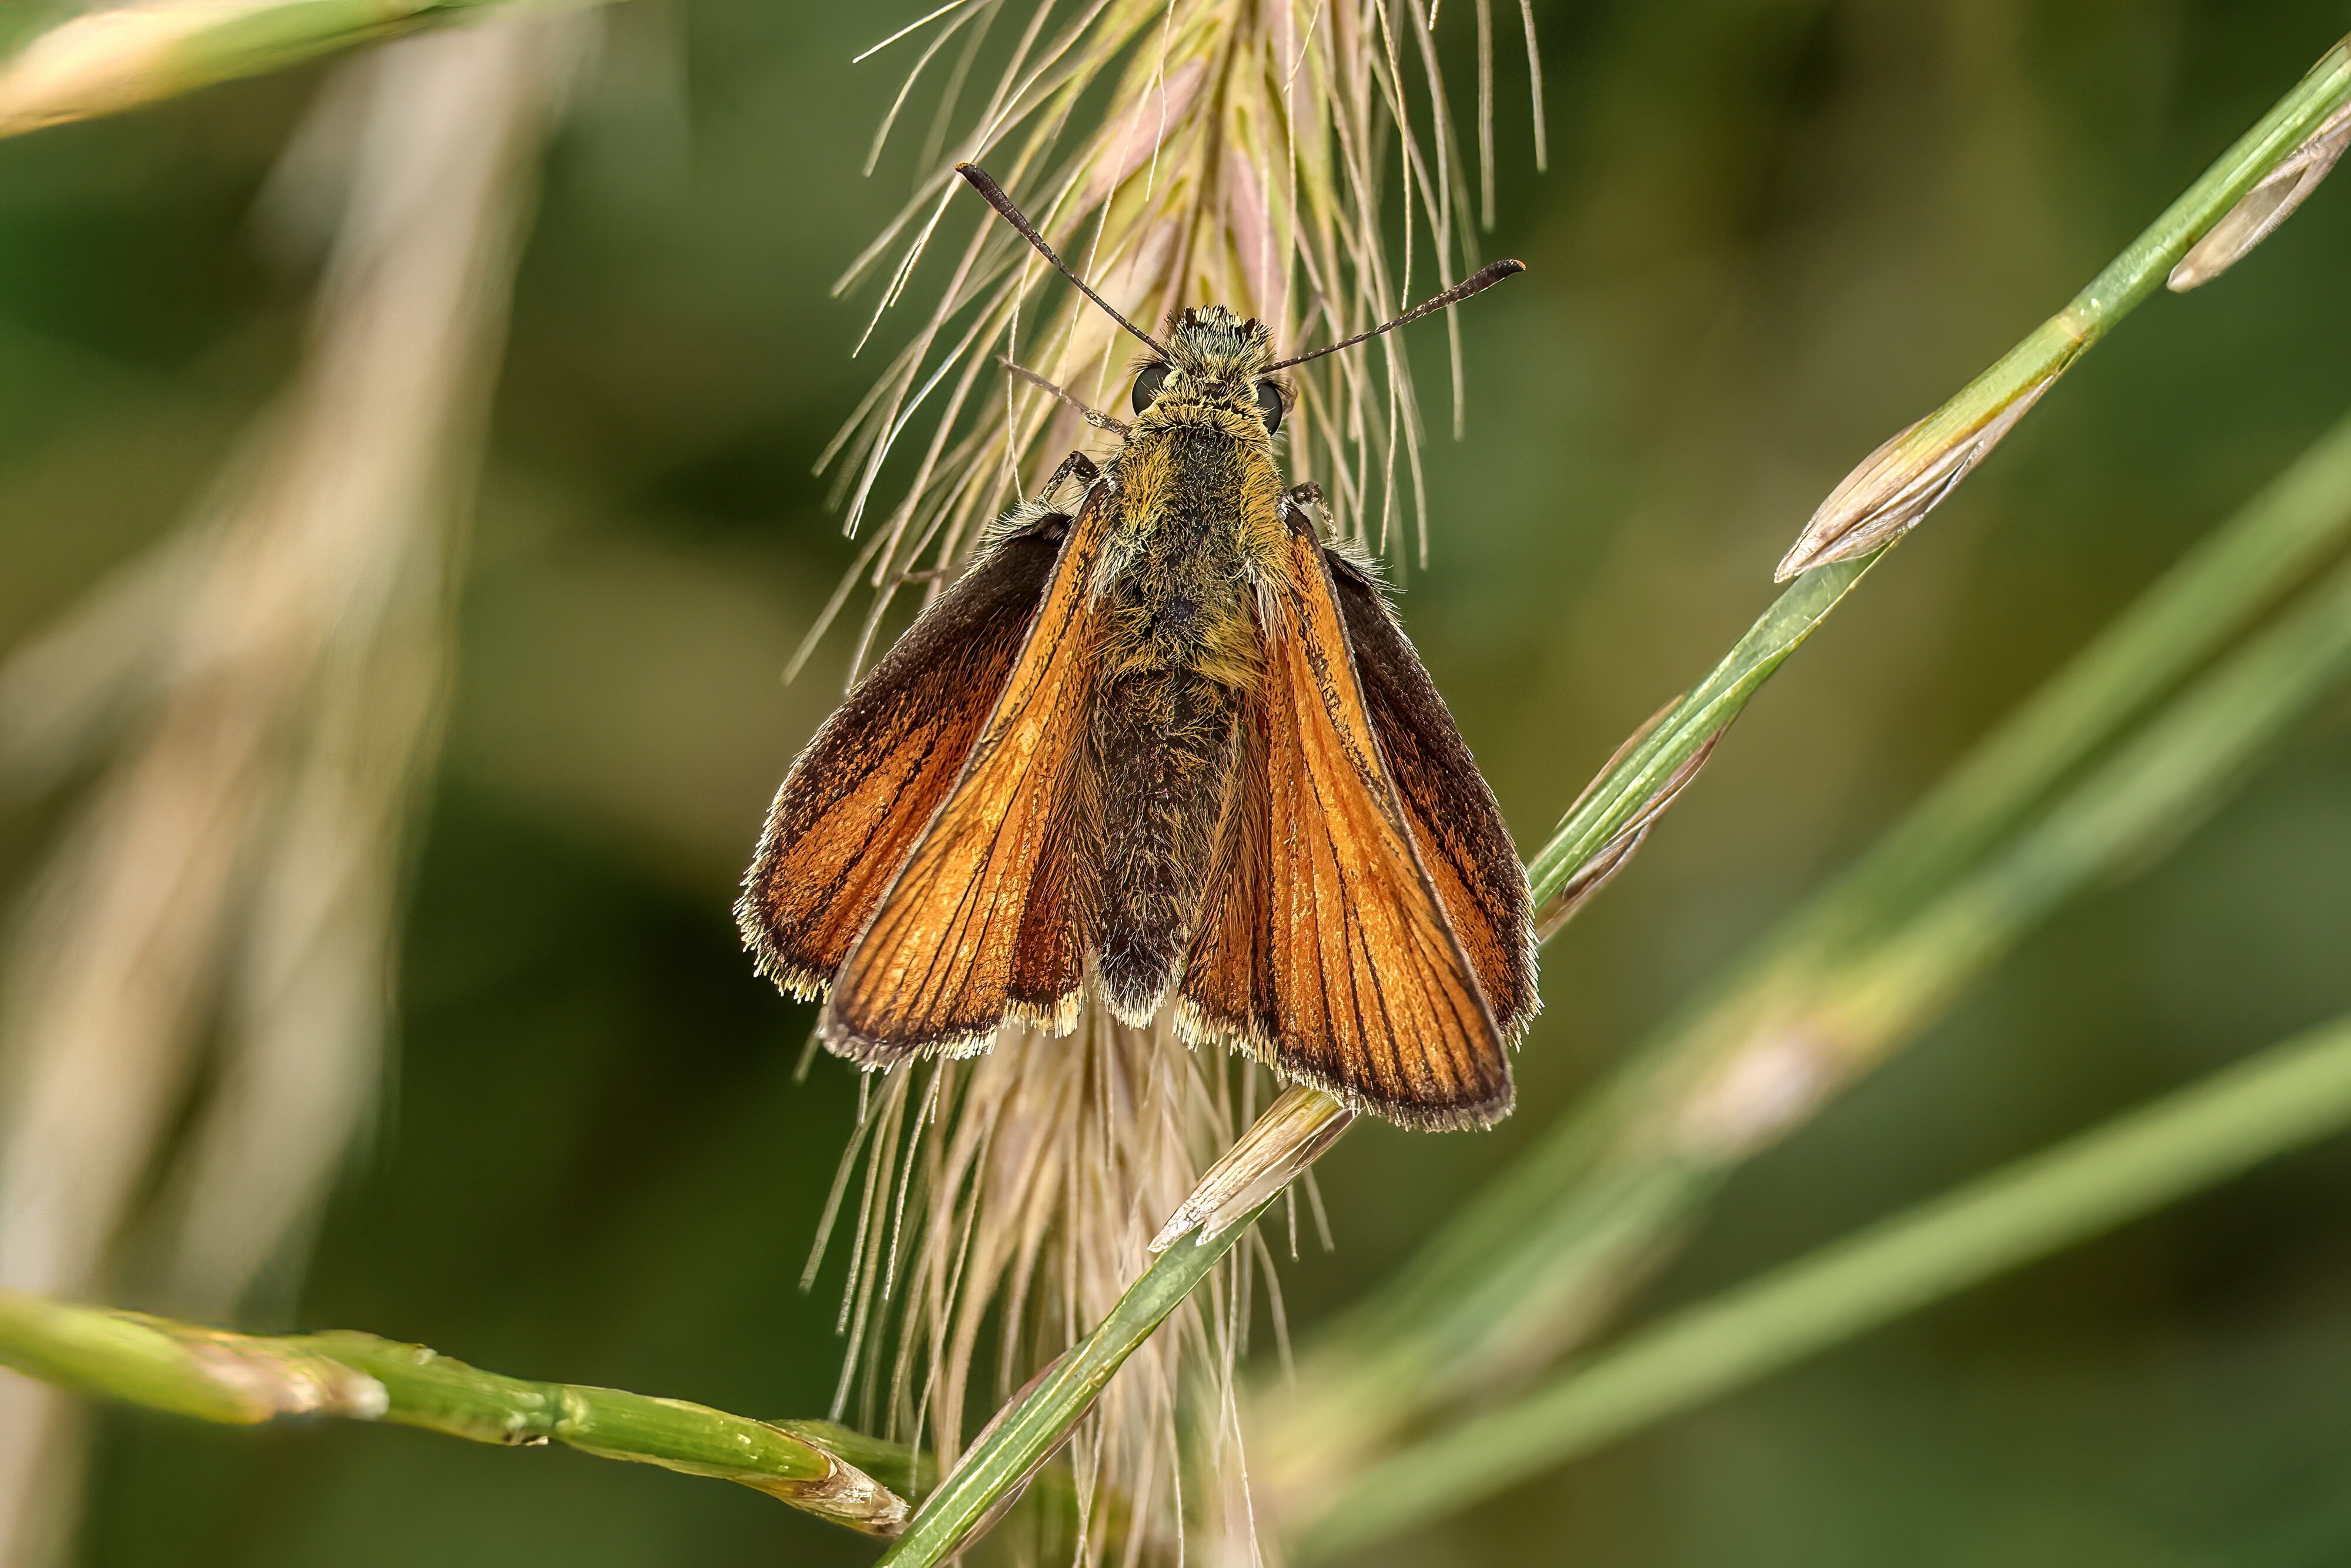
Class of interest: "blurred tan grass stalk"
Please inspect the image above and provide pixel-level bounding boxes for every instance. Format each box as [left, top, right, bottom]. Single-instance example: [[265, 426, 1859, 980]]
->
[[0, 0, 575, 139], [0, 12, 582, 1564], [801, 1, 1536, 1558]]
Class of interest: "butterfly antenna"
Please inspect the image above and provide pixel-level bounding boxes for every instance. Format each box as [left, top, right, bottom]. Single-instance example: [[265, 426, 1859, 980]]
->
[[1267, 260, 1525, 371], [996, 354, 1130, 434], [956, 164, 1168, 357]]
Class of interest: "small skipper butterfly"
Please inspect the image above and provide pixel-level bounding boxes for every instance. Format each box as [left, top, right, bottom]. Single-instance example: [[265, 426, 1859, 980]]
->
[[738, 166, 1536, 1129]]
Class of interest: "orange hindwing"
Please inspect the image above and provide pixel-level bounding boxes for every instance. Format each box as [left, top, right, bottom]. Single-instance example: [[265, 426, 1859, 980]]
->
[[1177, 508, 1513, 1128], [1327, 550, 1537, 1035]]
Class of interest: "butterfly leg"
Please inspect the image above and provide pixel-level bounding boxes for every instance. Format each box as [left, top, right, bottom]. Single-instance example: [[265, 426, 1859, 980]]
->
[[1039, 450, 1102, 504]]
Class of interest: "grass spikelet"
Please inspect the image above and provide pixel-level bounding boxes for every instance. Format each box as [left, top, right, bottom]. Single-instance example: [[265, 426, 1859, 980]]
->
[[816, 1009, 1284, 1559], [791, 4, 1540, 1554], [788, 0, 1543, 688]]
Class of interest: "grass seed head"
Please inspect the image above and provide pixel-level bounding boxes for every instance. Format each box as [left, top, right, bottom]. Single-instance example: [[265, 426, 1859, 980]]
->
[[1774, 370, 2059, 581], [812, 2, 1541, 1554], [2169, 96, 2351, 293]]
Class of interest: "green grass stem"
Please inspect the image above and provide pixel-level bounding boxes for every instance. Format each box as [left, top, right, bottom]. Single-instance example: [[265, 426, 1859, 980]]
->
[[1526, 554, 1883, 915], [1772, 31, 2351, 575], [0, 1294, 911, 1536], [1533, 30, 2351, 914], [1298, 1007, 2351, 1557], [1262, 407, 2351, 1503]]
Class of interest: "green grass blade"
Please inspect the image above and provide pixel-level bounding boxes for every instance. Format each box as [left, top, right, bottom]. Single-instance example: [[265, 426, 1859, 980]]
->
[[1298, 1007, 2351, 1558], [0, 1294, 912, 1536], [1526, 554, 1882, 913], [0, 0, 594, 139], [1531, 31, 2351, 916], [1773, 31, 2351, 576], [1262, 408, 2351, 1505]]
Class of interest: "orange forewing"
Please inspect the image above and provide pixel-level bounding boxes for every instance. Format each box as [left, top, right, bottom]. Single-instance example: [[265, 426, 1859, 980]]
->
[[819, 489, 1110, 1062], [1178, 513, 1512, 1128], [735, 514, 1069, 999]]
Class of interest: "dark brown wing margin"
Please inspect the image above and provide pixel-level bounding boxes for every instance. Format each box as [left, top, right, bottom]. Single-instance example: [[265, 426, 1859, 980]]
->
[[1325, 549, 1538, 1036], [734, 510, 1070, 1003]]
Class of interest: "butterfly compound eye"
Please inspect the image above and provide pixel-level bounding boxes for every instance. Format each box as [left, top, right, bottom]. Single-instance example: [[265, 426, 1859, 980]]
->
[[1254, 380, 1284, 434], [1131, 363, 1170, 413]]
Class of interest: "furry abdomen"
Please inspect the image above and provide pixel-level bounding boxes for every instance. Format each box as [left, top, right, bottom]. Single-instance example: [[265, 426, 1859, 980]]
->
[[1089, 421, 1282, 1018], [1091, 669, 1239, 1020]]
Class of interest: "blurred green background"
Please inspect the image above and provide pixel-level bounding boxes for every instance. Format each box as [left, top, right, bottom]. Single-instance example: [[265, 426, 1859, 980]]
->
[[5, 1, 2351, 1563]]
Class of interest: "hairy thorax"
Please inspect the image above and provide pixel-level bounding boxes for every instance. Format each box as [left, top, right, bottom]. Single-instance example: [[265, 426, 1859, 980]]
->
[[1102, 407, 1287, 688]]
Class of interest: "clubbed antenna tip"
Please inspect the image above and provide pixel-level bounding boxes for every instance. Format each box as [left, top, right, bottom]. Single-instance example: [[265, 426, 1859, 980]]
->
[[1267, 258, 1527, 370], [954, 163, 1168, 356]]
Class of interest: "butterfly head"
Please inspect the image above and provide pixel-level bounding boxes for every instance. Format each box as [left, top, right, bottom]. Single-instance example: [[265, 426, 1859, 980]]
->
[[951, 163, 1519, 444], [1130, 306, 1287, 434]]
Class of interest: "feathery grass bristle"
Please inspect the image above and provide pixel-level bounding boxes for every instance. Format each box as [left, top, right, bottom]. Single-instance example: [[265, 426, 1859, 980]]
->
[[801, 3, 1543, 1554], [791, 0, 1546, 689]]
